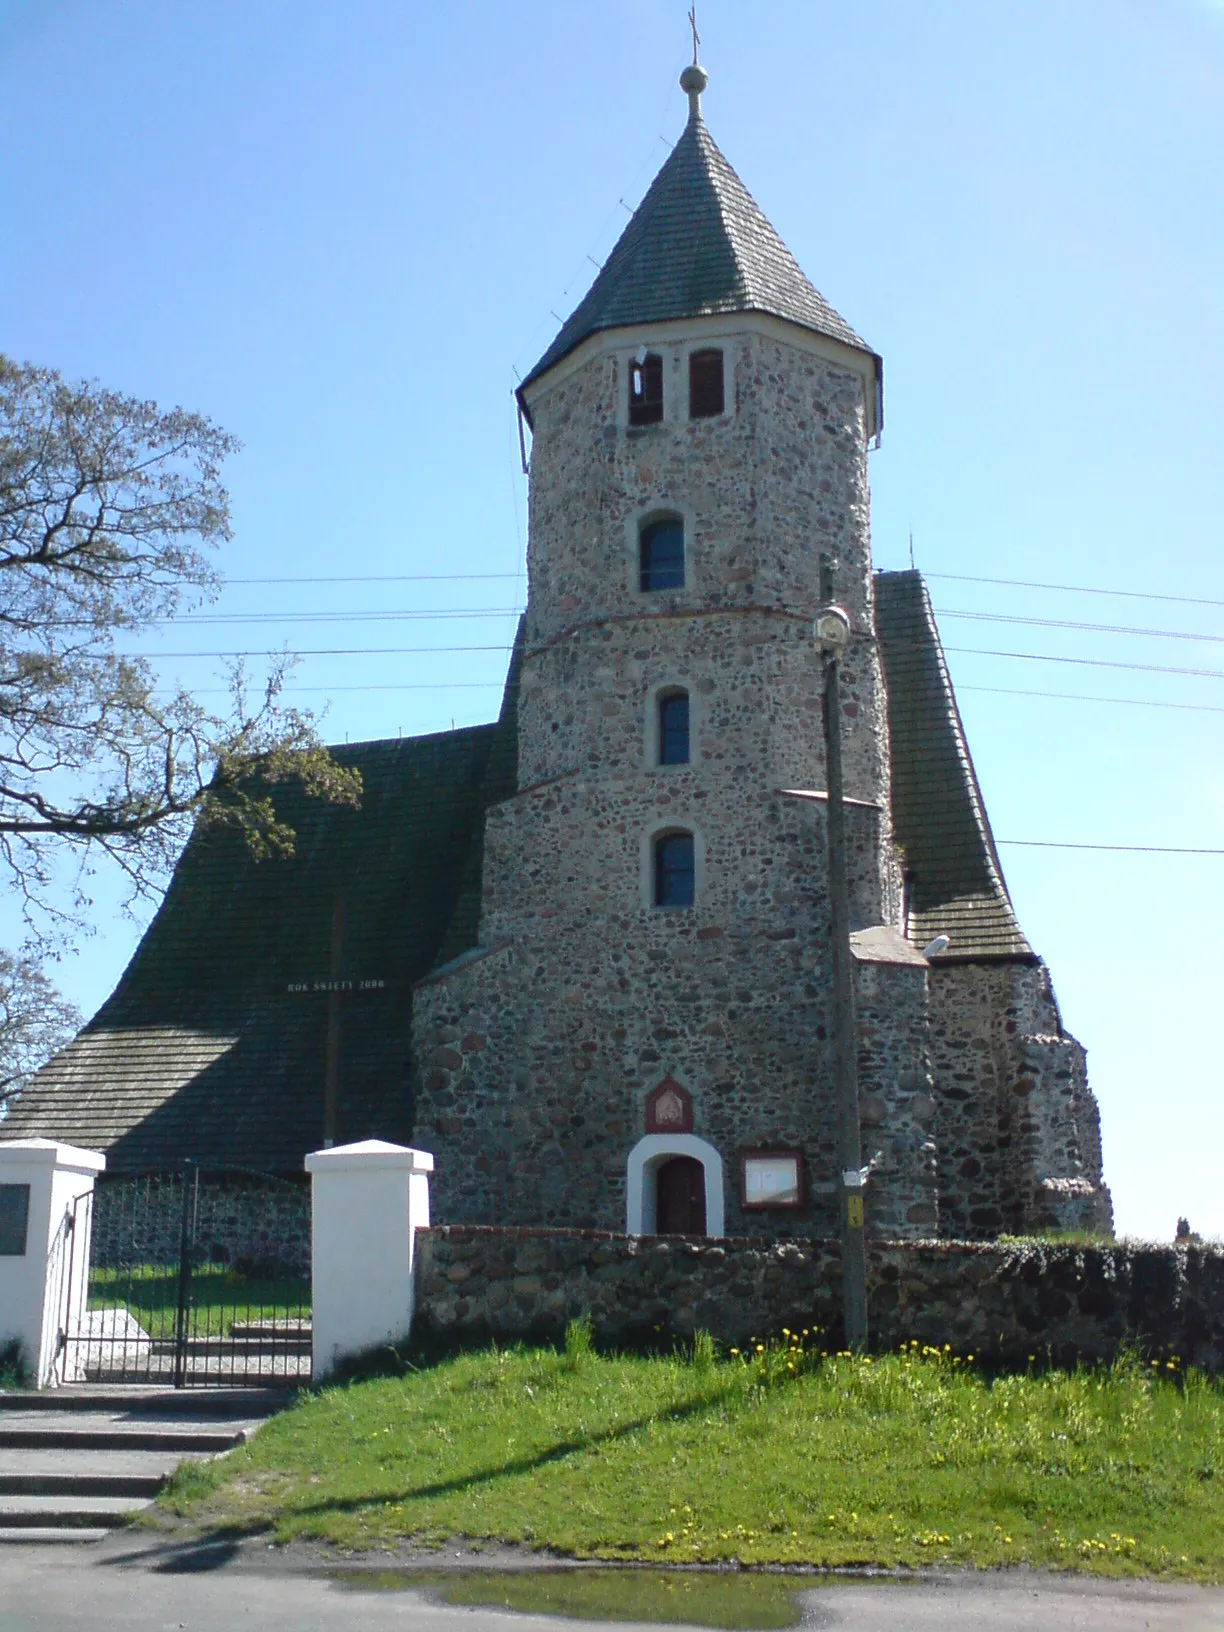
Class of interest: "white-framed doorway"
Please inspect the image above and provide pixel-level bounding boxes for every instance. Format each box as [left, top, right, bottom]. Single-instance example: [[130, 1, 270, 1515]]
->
[[625, 1134, 724, 1237]]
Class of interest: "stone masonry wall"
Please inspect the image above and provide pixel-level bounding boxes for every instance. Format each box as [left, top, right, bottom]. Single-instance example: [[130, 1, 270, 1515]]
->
[[519, 331, 890, 806], [851, 948, 939, 1237], [927, 963, 1111, 1240], [412, 326, 927, 1241], [415, 1225, 1224, 1374], [413, 320, 1108, 1248], [415, 926, 934, 1242], [92, 1173, 311, 1276]]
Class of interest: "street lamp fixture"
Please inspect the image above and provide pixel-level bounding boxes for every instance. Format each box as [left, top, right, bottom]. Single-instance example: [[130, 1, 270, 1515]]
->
[[814, 604, 851, 657]]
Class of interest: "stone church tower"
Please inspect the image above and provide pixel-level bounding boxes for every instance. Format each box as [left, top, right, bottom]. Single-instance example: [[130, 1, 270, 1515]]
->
[[9, 60, 1109, 1239], [411, 64, 1111, 1241]]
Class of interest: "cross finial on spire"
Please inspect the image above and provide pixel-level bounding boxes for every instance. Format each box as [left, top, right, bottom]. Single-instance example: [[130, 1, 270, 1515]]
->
[[679, 9, 708, 122]]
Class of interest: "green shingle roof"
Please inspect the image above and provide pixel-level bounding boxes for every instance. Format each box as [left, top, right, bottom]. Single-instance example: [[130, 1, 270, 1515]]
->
[[3, 702, 518, 1171], [520, 99, 877, 396], [875, 570, 1034, 962]]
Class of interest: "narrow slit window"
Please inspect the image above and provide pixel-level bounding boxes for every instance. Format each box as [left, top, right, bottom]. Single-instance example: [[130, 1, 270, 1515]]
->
[[628, 352, 664, 426], [689, 348, 724, 419], [639, 516, 684, 592], [658, 692, 690, 765], [654, 831, 695, 907]]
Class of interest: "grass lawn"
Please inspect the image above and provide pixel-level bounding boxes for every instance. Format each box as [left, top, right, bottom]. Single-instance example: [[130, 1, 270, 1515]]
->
[[89, 1265, 309, 1338], [157, 1328, 1224, 1580]]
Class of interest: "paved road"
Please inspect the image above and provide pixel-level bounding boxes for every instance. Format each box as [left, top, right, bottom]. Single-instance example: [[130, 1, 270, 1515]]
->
[[0, 1534, 1221, 1630]]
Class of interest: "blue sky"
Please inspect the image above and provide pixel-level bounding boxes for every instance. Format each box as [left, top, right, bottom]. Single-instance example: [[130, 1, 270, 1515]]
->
[[3, 1, 1222, 1240]]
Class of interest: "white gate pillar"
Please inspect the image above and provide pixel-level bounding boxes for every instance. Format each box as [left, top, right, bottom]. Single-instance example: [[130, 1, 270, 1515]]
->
[[0, 1139, 106, 1388], [304, 1139, 433, 1382]]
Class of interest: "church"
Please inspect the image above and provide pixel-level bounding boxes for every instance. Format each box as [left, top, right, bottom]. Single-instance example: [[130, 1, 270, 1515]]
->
[[8, 62, 1111, 1243]]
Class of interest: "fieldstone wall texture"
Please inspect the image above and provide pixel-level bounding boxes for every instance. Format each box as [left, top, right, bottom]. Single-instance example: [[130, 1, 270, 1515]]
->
[[411, 319, 1109, 1245], [415, 1225, 1224, 1373], [414, 332, 915, 1239], [92, 1173, 311, 1275], [927, 964, 1109, 1239]]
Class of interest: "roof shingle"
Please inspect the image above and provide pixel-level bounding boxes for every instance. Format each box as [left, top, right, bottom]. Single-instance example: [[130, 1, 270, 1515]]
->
[[3, 711, 518, 1170], [875, 571, 1034, 962], [521, 105, 876, 395]]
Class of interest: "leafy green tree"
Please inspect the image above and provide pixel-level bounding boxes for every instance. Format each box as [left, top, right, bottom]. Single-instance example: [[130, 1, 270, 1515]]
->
[[0, 353, 360, 953], [0, 949, 80, 1112]]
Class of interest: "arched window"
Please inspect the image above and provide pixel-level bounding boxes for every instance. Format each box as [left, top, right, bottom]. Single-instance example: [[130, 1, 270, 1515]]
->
[[689, 348, 724, 419], [639, 516, 684, 592], [628, 352, 663, 426], [658, 690, 690, 765], [654, 831, 695, 907]]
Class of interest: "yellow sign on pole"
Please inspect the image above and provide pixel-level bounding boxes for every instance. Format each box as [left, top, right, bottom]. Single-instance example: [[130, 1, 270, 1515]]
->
[[846, 1194, 864, 1230]]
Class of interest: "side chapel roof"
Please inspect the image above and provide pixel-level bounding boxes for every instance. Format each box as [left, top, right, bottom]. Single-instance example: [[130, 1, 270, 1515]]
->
[[520, 67, 879, 399], [875, 571, 1033, 962], [2, 659, 520, 1172]]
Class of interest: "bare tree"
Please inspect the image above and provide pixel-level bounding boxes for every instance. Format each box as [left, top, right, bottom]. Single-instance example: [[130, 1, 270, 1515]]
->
[[0, 354, 360, 949], [0, 949, 80, 1112]]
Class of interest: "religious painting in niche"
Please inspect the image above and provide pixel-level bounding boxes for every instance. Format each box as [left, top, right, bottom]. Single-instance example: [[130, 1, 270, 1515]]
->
[[0, 1183, 31, 1256], [742, 1150, 804, 1210], [645, 1075, 693, 1134]]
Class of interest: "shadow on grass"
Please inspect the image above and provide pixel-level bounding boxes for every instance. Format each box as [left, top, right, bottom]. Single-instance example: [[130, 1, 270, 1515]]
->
[[201, 1377, 745, 1536]]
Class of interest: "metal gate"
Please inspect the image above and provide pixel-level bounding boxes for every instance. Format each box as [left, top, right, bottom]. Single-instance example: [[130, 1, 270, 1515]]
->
[[62, 1164, 311, 1387]]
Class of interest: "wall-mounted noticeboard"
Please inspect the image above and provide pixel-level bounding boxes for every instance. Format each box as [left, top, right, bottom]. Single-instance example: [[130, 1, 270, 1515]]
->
[[742, 1151, 804, 1209]]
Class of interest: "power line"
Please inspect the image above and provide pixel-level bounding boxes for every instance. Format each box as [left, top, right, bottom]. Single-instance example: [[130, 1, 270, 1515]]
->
[[213, 568, 1224, 605], [171, 678, 1224, 715], [85, 641, 1224, 678], [926, 572, 1224, 610], [958, 685, 1224, 715], [945, 646, 1224, 681], [100, 604, 1224, 642], [935, 608, 1224, 646], [226, 573, 521, 585], [997, 840, 1224, 855], [165, 682, 503, 696], [146, 608, 524, 626], [127, 644, 516, 658]]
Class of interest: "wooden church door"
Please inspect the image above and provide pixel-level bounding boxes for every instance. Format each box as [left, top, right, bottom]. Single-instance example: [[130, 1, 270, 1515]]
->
[[655, 1156, 706, 1235]]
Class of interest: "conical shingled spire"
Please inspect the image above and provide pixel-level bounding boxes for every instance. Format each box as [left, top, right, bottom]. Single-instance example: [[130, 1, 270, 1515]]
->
[[521, 66, 878, 396]]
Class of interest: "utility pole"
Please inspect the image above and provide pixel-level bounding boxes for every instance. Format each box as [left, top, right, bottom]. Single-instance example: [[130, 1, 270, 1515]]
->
[[816, 554, 869, 1352]]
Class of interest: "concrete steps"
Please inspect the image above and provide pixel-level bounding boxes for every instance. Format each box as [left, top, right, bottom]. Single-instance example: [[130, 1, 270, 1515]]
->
[[0, 1422, 247, 1453], [0, 1526, 113, 1544], [0, 1494, 151, 1526], [0, 1387, 288, 1415], [0, 1386, 284, 1543], [0, 1472, 167, 1496]]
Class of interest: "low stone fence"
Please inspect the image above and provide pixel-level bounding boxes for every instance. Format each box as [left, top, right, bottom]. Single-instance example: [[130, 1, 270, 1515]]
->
[[414, 1226, 1224, 1372]]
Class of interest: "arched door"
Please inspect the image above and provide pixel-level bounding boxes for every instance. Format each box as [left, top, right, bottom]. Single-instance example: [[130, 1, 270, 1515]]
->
[[655, 1155, 707, 1235]]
